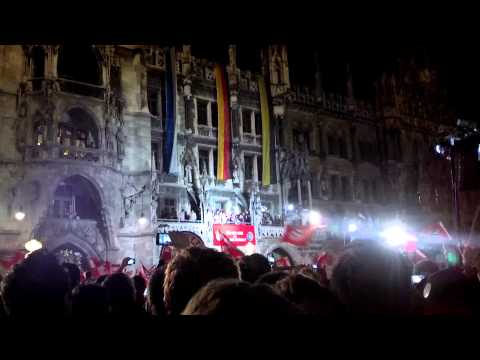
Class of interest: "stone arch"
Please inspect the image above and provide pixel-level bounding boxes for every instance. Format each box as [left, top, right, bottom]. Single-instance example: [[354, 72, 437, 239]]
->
[[40, 172, 116, 252], [52, 240, 97, 271], [58, 106, 100, 149]]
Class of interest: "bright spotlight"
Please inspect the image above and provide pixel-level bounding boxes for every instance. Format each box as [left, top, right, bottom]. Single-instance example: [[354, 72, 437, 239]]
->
[[287, 204, 294, 211], [435, 144, 443, 155], [138, 213, 149, 226], [15, 211, 26, 221], [348, 223, 358, 233], [380, 223, 416, 247], [308, 211, 321, 226], [25, 239, 42, 252]]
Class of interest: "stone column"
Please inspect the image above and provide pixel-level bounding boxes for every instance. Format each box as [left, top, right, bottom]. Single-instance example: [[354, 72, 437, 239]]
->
[[231, 103, 240, 140]]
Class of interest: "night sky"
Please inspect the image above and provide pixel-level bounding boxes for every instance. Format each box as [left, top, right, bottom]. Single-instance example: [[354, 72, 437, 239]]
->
[[189, 32, 478, 121]]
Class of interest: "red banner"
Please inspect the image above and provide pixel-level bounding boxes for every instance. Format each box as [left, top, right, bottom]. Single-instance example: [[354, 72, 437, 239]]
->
[[213, 224, 256, 246], [281, 224, 317, 247]]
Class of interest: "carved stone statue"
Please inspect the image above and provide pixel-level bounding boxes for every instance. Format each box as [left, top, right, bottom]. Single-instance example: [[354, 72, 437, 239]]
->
[[105, 124, 114, 151], [116, 126, 126, 160], [184, 163, 193, 185]]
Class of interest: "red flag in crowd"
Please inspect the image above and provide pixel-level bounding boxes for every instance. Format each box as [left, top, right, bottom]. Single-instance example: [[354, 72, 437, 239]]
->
[[219, 232, 245, 259], [281, 224, 317, 247], [315, 251, 334, 267], [160, 246, 173, 263], [420, 221, 452, 241], [275, 256, 290, 268], [0, 250, 26, 272]]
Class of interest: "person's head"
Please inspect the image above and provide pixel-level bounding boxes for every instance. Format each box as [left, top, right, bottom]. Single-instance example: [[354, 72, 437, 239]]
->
[[62, 263, 82, 291], [182, 278, 299, 315], [238, 254, 271, 283], [133, 275, 147, 297], [164, 246, 239, 315], [274, 274, 342, 316], [1, 249, 70, 318], [103, 273, 136, 314], [330, 242, 413, 315], [96, 274, 108, 285], [71, 284, 108, 317], [255, 271, 289, 286], [422, 267, 480, 316], [147, 267, 166, 316]]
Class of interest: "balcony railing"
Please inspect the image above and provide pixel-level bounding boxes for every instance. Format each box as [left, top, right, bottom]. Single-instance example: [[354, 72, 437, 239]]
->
[[24, 144, 116, 167], [196, 125, 217, 139], [26, 78, 105, 99], [57, 78, 105, 99]]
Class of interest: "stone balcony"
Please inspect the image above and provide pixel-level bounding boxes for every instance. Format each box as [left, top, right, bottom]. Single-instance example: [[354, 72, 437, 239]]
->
[[24, 144, 117, 168], [27, 78, 105, 100], [196, 125, 218, 139]]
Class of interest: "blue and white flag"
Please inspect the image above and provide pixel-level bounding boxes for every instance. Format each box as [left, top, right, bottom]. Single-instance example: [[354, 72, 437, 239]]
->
[[163, 47, 178, 175]]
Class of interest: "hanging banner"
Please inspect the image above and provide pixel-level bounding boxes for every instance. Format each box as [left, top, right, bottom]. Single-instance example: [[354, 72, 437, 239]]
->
[[214, 64, 232, 181], [258, 76, 271, 186], [213, 224, 256, 247], [281, 224, 318, 247], [163, 47, 178, 174]]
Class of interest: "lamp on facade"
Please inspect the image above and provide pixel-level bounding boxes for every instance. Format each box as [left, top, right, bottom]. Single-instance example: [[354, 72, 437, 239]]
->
[[25, 239, 43, 252], [15, 207, 26, 221]]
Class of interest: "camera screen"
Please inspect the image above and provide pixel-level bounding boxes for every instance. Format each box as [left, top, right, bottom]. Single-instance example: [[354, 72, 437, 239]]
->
[[411, 275, 424, 284]]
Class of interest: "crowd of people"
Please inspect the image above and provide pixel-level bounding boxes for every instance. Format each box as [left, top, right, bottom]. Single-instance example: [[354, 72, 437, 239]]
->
[[1, 239, 480, 319]]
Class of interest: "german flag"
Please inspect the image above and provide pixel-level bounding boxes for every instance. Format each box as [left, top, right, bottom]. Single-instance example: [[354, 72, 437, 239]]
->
[[214, 64, 232, 181]]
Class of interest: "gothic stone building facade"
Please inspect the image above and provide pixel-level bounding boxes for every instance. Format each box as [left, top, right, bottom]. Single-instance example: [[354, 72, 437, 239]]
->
[[0, 45, 454, 270]]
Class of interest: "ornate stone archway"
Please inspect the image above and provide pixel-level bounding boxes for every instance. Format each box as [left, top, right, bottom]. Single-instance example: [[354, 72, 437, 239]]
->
[[34, 174, 114, 261]]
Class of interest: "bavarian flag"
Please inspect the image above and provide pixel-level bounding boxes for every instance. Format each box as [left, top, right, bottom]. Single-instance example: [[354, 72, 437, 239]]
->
[[258, 75, 275, 186], [215, 64, 232, 181]]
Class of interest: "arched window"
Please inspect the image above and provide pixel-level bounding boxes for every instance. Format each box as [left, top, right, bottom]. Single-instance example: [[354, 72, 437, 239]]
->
[[33, 118, 46, 146], [58, 45, 101, 84], [57, 45, 103, 97], [328, 132, 338, 156], [57, 108, 99, 149], [51, 176, 102, 221]]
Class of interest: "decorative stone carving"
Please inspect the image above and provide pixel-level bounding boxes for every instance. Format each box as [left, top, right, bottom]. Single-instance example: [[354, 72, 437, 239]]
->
[[116, 126, 126, 160]]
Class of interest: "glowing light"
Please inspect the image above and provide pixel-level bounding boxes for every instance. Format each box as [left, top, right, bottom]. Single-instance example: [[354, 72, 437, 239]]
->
[[244, 242, 256, 255], [348, 223, 358, 233], [308, 211, 321, 226], [14, 211, 26, 221], [380, 223, 417, 247], [435, 145, 443, 154], [25, 239, 43, 252], [287, 204, 294, 211], [138, 213, 148, 226]]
